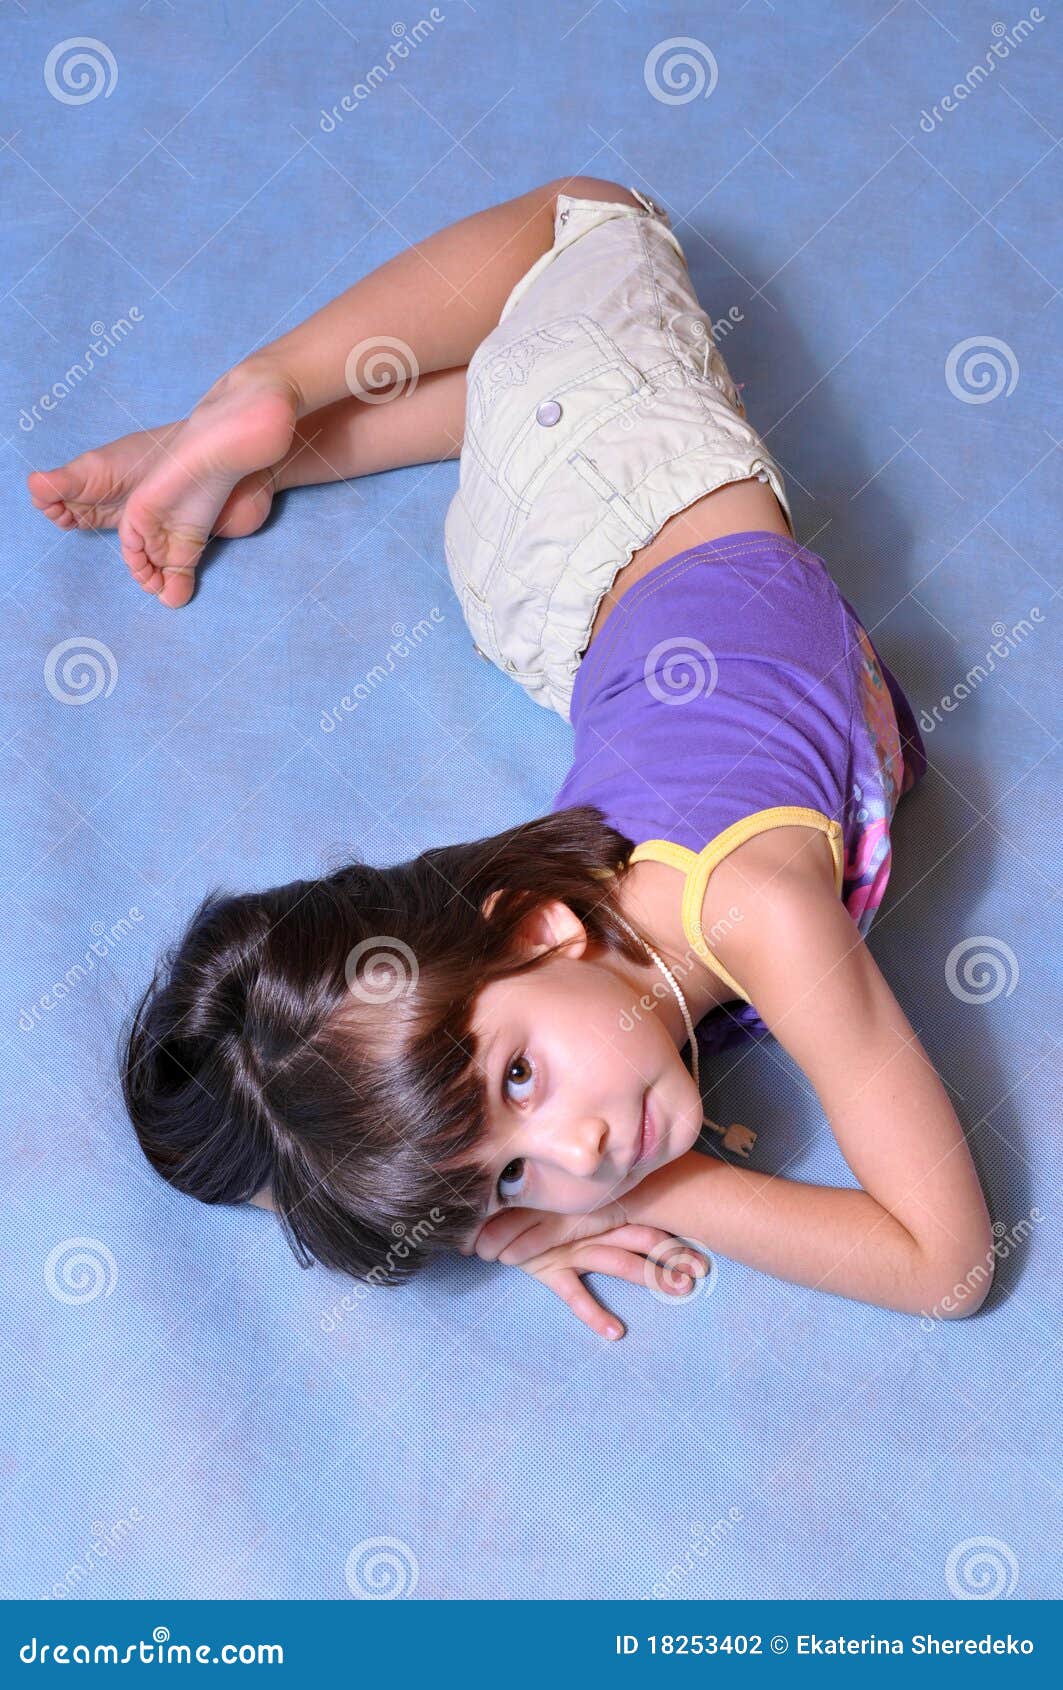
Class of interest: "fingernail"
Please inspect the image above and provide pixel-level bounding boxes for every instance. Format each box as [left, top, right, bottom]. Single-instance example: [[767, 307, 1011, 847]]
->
[[605, 1323, 622, 1340]]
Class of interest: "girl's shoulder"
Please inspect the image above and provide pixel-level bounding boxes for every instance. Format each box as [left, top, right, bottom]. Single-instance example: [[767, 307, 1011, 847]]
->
[[696, 819, 841, 1001]]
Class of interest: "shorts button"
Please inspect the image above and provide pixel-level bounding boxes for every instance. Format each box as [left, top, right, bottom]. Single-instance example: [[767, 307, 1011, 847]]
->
[[756, 469, 769, 483], [536, 399, 562, 427]]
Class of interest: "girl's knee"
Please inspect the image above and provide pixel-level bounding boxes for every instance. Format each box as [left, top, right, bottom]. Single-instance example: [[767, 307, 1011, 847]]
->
[[550, 174, 639, 209]]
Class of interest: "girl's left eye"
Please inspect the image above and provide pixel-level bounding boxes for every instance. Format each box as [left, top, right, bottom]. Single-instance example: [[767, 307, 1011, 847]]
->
[[497, 1158, 526, 1204]]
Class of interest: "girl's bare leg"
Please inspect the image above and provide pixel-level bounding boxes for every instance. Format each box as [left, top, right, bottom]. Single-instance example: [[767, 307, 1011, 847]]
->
[[271, 363, 467, 486], [216, 363, 470, 533], [28, 367, 468, 550], [29, 175, 638, 606]]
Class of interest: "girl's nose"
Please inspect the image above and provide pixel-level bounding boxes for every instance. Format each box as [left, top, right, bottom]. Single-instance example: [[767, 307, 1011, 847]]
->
[[533, 1115, 610, 1179]]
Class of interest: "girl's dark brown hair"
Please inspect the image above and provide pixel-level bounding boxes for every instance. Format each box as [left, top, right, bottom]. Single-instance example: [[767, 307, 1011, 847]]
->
[[119, 805, 648, 1285]]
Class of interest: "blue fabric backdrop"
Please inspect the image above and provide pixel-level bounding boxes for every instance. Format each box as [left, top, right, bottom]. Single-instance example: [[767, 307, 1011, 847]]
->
[[2, 0, 1059, 1601]]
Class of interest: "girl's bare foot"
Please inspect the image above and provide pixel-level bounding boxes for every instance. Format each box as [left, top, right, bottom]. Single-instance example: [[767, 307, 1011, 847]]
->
[[110, 364, 298, 607], [28, 425, 277, 566]]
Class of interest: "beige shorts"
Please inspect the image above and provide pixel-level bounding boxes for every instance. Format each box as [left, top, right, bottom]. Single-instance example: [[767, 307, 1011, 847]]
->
[[443, 186, 793, 721]]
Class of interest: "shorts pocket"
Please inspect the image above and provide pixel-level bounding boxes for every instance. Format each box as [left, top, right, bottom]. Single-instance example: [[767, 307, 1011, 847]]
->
[[465, 313, 651, 509]]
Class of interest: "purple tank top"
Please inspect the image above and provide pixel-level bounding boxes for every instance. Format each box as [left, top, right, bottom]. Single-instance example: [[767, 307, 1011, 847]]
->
[[550, 530, 927, 1055]]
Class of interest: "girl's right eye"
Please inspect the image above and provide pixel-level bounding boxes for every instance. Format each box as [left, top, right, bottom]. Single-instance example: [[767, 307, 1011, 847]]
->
[[504, 1051, 536, 1104]]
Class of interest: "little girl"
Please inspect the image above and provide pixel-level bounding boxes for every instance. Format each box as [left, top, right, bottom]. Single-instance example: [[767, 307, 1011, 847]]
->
[[29, 176, 994, 1337]]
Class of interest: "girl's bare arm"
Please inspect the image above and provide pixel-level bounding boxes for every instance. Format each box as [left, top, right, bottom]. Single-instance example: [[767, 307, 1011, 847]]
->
[[623, 844, 995, 1318]]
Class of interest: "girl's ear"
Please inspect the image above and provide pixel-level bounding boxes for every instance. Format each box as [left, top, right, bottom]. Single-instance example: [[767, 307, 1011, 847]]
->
[[481, 889, 587, 959]]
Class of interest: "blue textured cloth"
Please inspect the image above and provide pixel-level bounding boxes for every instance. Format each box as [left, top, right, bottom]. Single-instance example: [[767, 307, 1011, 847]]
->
[[1, 0, 1059, 1602]]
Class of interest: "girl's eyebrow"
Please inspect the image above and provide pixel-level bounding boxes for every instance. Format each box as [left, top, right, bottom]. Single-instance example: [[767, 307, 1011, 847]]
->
[[471, 1029, 502, 1218], [476, 1028, 522, 1221], [479, 1027, 501, 1082]]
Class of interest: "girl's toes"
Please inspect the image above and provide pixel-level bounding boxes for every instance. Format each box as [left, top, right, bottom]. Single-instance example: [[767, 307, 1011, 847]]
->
[[119, 498, 205, 607], [158, 566, 198, 610], [118, 512, 163, 597], [29, 466, 72, 501], [28, 466, 80, 514]]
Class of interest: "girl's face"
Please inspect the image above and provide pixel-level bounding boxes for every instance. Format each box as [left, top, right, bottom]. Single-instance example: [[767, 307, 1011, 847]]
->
[[468, 898, 705, 1224]]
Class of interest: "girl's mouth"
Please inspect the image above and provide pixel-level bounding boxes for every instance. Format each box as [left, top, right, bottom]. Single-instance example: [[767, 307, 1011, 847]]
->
[[631, 1089, 658, 1173]]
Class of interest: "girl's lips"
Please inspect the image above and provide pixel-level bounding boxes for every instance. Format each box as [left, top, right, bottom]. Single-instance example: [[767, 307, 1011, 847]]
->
[[632, 1090, 658, 1173]]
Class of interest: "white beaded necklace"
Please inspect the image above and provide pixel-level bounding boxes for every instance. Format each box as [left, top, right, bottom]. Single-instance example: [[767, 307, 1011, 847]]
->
[[610, 906, 756, 1157], [611, 907, 700, 1093]]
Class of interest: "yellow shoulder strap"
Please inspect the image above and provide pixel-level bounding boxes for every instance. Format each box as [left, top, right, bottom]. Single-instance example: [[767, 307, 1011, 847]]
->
[[629, 806, 845, 1004]]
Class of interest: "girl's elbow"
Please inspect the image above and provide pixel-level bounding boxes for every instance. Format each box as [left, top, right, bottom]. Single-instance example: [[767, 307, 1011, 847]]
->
[[921, 1240, 997, 1320]]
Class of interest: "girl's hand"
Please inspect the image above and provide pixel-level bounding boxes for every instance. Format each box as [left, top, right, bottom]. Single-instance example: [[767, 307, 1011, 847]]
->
[[461, 1200, 631, 1264], [459, 1205, 710, 1340]]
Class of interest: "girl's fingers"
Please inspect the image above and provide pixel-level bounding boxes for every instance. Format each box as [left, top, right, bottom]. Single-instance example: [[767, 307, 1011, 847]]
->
[[573, 1244, 697, 1297], [469, 1207, 539, 1262], [589, 1224, 710, 1278], [497, 1225, 571, 1267], [544, 1268, 626, 1341]]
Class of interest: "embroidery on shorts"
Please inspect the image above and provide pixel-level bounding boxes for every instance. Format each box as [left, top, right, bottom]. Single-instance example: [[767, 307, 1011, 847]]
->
[[470, 322, 585, 427]]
